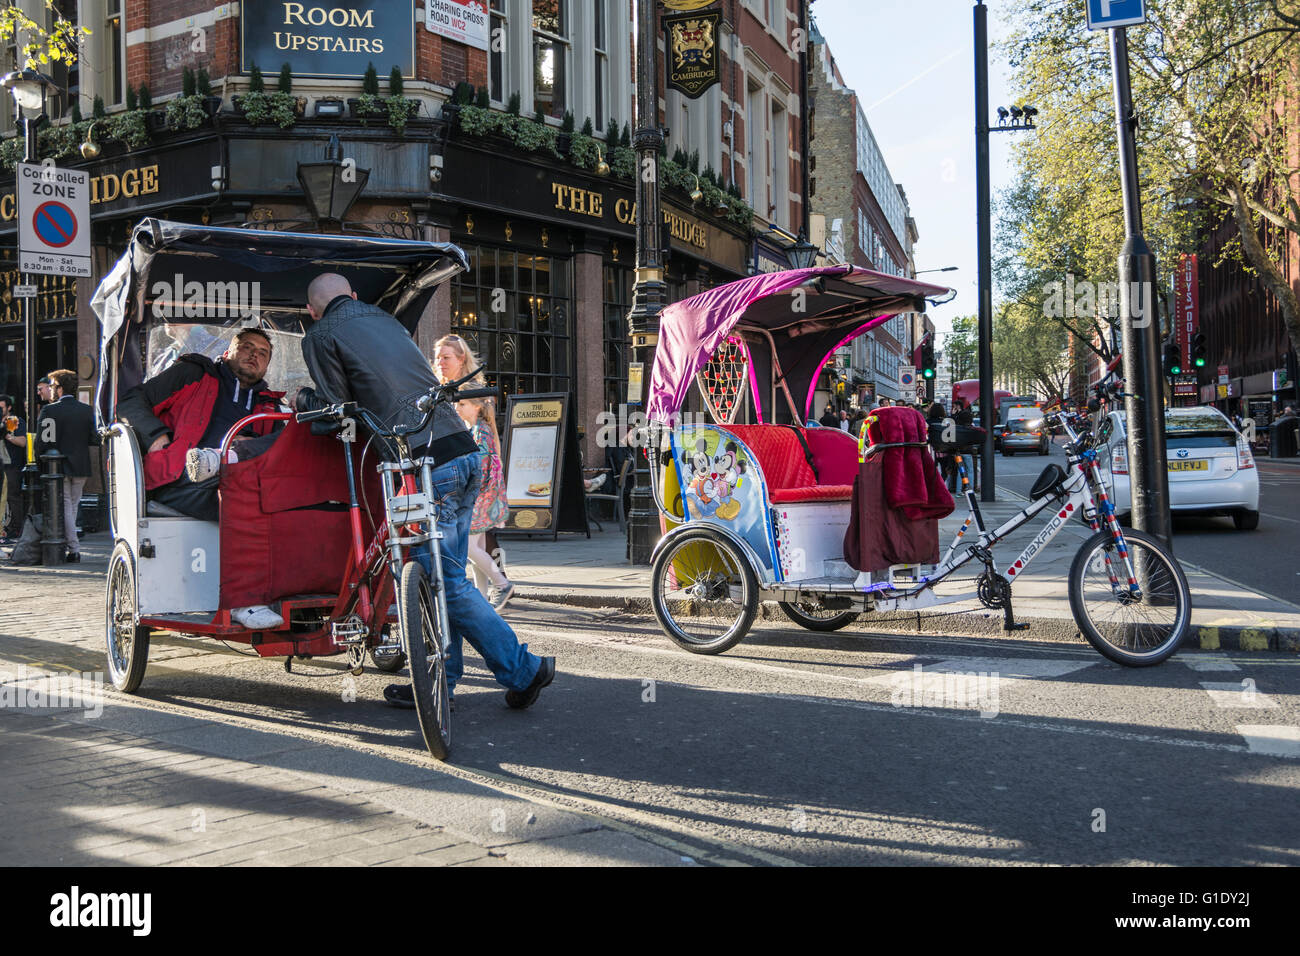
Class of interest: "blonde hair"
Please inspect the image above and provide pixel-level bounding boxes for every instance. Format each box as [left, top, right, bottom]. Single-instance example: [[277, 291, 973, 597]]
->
[[434, 334, 495, 429]]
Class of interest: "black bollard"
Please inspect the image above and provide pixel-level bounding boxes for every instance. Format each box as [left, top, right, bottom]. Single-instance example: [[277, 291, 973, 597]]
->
[[40, 450, 67, 566]]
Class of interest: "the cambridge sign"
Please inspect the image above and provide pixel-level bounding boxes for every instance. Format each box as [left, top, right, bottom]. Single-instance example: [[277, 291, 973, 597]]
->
[[241, 1, 415, 77]]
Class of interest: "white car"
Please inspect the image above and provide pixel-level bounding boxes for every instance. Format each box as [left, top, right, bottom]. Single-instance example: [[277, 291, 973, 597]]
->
[[1095, 406, 1260, 530]]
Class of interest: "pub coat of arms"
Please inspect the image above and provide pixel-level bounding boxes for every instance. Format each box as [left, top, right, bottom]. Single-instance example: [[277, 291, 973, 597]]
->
[[666, 12, 720, 98]]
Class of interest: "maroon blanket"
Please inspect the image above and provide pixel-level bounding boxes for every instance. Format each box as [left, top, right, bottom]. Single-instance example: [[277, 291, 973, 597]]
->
[[844, 455, 941, 572], [861, 407, 954, 520]]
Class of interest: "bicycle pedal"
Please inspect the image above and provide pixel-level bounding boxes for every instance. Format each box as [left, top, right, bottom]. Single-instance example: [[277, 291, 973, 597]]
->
[[1004, 622, 1031, 632]]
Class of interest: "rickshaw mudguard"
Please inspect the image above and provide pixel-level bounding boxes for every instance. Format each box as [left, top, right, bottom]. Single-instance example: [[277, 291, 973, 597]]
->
[[658, 424, 781, 585]]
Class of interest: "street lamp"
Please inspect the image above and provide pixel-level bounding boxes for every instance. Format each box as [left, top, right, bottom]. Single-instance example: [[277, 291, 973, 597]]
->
[[768, 225, 820, 269], [2, 69, 55, 510], [297, 134, 370, 225], [915, 266, 958, 275]]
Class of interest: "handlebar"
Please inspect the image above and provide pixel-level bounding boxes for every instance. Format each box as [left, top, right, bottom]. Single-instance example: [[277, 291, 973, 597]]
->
[[296, 367, 500, 443]]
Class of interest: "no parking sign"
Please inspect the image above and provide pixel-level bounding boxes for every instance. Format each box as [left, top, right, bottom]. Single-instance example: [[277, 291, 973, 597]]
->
[[17, 162, 91, 277]]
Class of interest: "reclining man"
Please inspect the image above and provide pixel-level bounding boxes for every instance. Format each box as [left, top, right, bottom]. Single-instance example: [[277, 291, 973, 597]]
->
[[116, 327, 287, 629], [287, 272, 555, 711]]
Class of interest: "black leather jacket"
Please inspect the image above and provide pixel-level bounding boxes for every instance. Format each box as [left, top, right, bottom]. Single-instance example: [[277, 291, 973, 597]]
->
[[296, 295, 475, 464]]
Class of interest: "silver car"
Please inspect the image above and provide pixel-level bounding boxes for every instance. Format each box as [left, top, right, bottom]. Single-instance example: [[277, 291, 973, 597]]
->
[[1096, 406, 1261, 530]]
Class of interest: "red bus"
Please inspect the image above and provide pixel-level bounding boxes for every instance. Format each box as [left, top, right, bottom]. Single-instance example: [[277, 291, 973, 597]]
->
[[950, 380, 1012, 423]]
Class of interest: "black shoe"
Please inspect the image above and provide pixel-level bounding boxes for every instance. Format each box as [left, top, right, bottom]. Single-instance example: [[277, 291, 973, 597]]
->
[[505, 657, 555, 710], [64, 552, 80, 564], [383, 684, 454, 711]]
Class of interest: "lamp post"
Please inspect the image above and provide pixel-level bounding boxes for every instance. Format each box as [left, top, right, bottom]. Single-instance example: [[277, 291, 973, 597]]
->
[[974, 2, 1036, 501], [626, 0, 667, 566], [2, 69, 53, 508]]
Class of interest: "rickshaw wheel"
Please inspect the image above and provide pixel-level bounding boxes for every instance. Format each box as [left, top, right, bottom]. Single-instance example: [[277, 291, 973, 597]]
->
[[399, 561, 451, 760], [651, 529, 757, 655], [777, 600, 859, 632], [105, 542, 151, 693]]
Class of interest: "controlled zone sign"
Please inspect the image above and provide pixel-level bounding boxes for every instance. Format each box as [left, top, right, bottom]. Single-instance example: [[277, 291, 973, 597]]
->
[[1085, 0, 1146, 30], [16, 163, 91, 277]]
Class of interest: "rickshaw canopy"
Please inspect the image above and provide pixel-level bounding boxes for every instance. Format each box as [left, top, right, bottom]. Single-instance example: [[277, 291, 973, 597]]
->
[[92, 219, 468, 419], [646, 265, 952, 425]]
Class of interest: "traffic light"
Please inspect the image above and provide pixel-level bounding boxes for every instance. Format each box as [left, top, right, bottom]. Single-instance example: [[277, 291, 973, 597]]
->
[[1190, 332, 1207, 368], [920, 338, 936, 380], [1162, 342, 1182, 377]]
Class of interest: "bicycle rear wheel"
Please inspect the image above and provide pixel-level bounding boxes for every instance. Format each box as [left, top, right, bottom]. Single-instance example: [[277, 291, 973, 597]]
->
[[1068, 528, 1190, 667], [399, 560, 451, 759]]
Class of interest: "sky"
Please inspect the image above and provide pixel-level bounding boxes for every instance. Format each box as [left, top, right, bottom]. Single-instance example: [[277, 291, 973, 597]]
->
[[810, 0, 1032, 340]]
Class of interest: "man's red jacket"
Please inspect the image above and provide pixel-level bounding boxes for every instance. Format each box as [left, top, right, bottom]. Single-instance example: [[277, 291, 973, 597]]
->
[[116, 354, 283, 490]]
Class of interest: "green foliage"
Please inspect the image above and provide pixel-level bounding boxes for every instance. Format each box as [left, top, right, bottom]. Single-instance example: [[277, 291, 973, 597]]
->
[[607, 118, 620, 148], [568, 132, 600, 170], [533, 109, 546, 124], [688, 149, 699, 174], [362, 62, 380, 96], [388, 66, 403, 97], [277, 64, 292, 94], [166, 93, 208, 131], [385, 94, 417, 134], [456, 105, 561, 157], [451, 81, 474, 105], [197, 68, 212, 97], [610, 145, 636, 179], [138, 86, 152, 111], [671, 146, 685, 167], [475, 86, 490, 108], [702, 164, 716, 186], [248, 65, 265, 93], [993, 302, 1071, 400], [70, 101, 83, 123], [619, 123, 630, 148], [106, 109, 150, 148], [240, 90, 296, 128], [92, 96, 105, 120], [0, 2, 89, 71], [506, 91, 521, 115], [125, 86, 137, 111], [182, 67, 197, 97], [941, 316, 980, 383], [580, 116, 594, 137], [561, 110, 574, 132]]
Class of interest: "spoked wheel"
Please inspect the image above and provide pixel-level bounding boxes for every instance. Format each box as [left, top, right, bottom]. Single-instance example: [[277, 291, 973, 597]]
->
[[651, 529, 757, 654], [105, 542, 151, 692], [399, 560, 451, 760], [1068, 527, 1190, 667], [778, 599, 859, 632]]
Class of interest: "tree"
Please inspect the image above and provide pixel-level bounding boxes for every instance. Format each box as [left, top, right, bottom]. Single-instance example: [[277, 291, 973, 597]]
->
[[993, 302, 1072, 400], [943, 315, 980, 382], [1001, 0, 1300, 359], [0, 2, 87, 71]]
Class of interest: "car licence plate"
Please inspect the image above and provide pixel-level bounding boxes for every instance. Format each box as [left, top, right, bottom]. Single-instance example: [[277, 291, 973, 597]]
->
[[1167, 460, 1208, 472]]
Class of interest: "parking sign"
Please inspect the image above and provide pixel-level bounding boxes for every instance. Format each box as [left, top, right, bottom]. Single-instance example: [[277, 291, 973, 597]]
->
[[1085, 0, 1147, 30], [16, 162, 92, 277]]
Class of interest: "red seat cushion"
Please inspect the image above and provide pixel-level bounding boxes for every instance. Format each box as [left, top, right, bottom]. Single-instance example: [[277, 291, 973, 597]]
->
[[720, 425, 853, 504]]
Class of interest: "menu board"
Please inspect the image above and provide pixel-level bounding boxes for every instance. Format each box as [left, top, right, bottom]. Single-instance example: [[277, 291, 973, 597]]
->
[[500, 393, 590, 538]]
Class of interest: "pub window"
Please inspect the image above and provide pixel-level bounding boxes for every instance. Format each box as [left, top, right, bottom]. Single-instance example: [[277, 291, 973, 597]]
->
[[603, 263, 632, 414], [532, 0, 568, 118], [451, 244, 574, 404], [103, 0, 125, 107], [745, 80, 762, 209], [770, 99, 787, 229], [593, 0, 607, 130], [490, 0, 508, 103], [49, 0, 79, 119]]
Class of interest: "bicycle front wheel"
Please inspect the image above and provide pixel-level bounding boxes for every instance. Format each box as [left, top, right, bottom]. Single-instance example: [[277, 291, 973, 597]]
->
[[1068, 528, 1190, 667], [399, 560, 451, 759]]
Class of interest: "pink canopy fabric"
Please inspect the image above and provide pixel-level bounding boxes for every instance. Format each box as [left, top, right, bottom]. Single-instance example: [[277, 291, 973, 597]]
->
[[646, 265, 950, 423]]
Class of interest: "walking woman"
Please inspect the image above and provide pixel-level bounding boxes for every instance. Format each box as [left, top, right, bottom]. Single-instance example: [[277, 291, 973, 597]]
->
[[433, 334, 514, 609]]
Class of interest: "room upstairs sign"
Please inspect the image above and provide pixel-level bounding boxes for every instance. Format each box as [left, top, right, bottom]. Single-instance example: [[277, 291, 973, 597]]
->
[[241, 1, 414, 77]]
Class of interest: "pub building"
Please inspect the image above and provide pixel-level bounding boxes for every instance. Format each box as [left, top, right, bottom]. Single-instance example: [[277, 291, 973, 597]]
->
[[1, 0, 814, 476]]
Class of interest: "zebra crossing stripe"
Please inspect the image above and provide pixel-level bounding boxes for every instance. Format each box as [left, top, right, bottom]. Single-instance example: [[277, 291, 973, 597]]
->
[[1198, 682, 1278, 709], [1235, 726, 1300, 757]]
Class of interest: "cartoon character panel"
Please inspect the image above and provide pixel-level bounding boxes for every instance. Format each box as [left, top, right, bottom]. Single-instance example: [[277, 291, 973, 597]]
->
[[666, 425, 780, 581]]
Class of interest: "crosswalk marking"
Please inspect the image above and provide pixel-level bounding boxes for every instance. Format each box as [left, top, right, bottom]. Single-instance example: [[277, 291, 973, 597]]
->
[[860, 656, 1094, 686], [1235, 726, 1300, 757], [1178, 654, 1241, 672]]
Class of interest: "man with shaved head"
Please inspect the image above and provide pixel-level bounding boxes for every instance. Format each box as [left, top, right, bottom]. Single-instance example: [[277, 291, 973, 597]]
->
[[292, 272, 556, 712]]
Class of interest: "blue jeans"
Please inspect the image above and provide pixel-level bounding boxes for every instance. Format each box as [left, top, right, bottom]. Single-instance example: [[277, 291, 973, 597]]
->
[[413, 454, 540, 694]]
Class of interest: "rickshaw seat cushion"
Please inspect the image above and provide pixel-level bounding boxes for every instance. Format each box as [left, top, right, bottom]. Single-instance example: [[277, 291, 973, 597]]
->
[[719, 425, 853, 503], [218, 420, 380, 609]]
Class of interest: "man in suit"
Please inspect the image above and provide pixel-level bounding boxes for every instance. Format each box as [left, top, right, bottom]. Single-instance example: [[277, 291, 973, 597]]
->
[[34, 369, 100, 563]]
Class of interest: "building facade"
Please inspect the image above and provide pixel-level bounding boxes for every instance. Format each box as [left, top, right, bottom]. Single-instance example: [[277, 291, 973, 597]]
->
[[807, 21, 918, 410], [1, 0, 824, 471]]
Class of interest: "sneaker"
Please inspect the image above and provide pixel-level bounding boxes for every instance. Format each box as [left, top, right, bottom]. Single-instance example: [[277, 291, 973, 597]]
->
[[488, 580, 515, 611], [585, 473, 607, 492], [186, 447, 222, 482], [383, 684, 454, 711], [505, 656, 555, 710], [231, 604, 284, 629], [64, 552, 81, 564]]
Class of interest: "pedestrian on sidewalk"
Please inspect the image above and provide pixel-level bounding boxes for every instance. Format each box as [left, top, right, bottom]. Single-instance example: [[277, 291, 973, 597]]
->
[[34, 370, 99, 563], [433, 334, 513, 610], [0, 394, 28, 540], [295, 275, 553, 711]]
